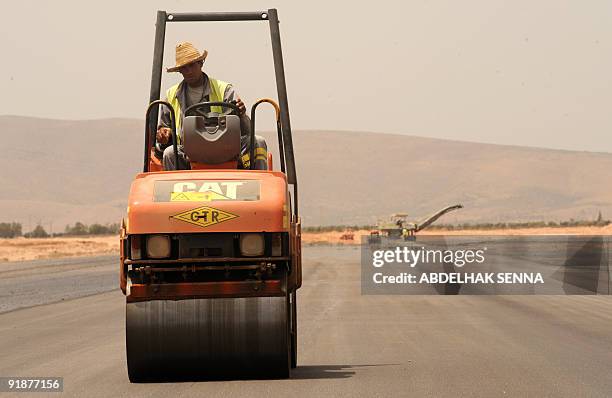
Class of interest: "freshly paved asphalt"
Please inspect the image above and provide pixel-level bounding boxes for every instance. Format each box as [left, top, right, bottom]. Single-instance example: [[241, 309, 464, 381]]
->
[[1, 246, 611, 397]]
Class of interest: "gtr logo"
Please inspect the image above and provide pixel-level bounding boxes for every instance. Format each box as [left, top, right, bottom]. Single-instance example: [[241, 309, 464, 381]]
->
[[170, 206, 239, 228]]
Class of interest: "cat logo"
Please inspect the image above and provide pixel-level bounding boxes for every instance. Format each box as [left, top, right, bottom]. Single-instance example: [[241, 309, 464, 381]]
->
[[154, 180, 260, 202], [170, 206, 239, 228]]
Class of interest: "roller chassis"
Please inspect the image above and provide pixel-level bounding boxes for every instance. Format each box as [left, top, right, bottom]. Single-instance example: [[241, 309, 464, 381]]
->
[[120, 9, 300, 381]]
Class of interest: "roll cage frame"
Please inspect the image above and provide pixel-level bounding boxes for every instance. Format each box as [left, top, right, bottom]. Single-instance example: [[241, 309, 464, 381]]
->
[[144, 9, 298, 216]]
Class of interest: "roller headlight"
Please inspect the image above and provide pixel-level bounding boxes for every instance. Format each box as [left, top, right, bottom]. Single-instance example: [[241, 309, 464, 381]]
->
[[146, 235, 171, 259], [240, 233, 264, 257]]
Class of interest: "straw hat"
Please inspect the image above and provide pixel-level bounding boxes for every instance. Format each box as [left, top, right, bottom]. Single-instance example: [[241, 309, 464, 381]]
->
[[167, 42, 208, 72]]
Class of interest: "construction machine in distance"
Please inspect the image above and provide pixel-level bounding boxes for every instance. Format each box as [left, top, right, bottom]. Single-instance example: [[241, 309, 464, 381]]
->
[[119, 9, 301, 381], [371, 205, 463, 241]]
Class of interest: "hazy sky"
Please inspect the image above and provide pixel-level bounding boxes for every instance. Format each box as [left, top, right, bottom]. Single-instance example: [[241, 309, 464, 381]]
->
[[1, 0, 611, 152]]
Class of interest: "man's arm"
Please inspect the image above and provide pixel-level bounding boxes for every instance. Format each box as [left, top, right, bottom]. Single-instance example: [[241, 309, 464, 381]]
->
[[156, 100, 172, 145], [158, 103, 172, 129], [223, 85, 251, 137]]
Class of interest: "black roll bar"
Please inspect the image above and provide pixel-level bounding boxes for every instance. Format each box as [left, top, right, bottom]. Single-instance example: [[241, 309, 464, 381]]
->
[[166, 11, 269, 22], [267, 9, 297, 186], [147, 11, 167, 142], [146, 9, 298, 215]]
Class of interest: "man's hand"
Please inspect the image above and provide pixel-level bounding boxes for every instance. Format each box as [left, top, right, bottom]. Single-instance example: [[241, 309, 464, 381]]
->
[[156, 127, 171, 145], [235, 97, 246, 115]]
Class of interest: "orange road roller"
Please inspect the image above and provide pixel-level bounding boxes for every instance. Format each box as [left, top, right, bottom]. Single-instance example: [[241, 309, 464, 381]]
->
[[119, 9, 301, 381]]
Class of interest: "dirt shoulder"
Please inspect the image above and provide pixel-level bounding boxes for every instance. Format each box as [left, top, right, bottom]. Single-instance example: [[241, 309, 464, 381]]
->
[[0, 236, 118, 262], [1, 224, 611, 262], [302, 225, 612, 245]]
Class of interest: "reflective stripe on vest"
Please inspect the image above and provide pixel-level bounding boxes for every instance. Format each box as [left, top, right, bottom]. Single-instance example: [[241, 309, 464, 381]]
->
[[240, 147, 268, 169], [166, 77, 229, 144]]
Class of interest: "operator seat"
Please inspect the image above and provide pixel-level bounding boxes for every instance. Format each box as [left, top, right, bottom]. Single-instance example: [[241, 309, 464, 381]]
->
[[182, 114, 241, 169]]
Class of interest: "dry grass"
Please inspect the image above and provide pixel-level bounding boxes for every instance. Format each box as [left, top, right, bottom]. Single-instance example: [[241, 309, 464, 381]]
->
[[0, 235, 118, 262], [1, 224, 611, 262], [302, 225, 612, 245]]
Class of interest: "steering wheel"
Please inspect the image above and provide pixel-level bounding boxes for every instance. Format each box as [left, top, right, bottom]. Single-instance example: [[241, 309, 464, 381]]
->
[[185, 101, 241, 118]]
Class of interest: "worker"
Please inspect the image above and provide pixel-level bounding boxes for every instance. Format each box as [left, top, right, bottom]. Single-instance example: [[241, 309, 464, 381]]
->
[[157, 42, 267, 170]]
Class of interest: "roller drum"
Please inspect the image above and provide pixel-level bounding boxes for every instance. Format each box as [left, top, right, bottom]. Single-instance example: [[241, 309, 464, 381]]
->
[[126, 296, 290, 380]]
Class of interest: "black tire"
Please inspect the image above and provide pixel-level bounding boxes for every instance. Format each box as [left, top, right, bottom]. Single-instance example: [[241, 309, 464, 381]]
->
[[266, 289, 291, 379], [277, 289, 292, 378], [126, 361, 147, 383], [290, 291, 297, 368], [125, 304, 149, 383], [125, 293, 291, 381]]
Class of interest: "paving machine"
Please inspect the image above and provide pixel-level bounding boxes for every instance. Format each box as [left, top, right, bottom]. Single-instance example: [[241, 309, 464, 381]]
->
[[119, 9, 301, 381], [373, 205, 463, 240]]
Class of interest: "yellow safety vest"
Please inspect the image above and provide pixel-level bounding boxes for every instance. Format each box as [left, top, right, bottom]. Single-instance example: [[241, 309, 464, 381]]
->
[[166, 77, 229, 144]]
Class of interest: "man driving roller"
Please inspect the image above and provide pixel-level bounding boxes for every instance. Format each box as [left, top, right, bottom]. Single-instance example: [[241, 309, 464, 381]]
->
[[157, 42, 267, 170]]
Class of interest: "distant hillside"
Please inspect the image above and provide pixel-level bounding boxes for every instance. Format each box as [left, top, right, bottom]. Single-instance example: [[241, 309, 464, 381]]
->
[[2, 115, 611, 230]]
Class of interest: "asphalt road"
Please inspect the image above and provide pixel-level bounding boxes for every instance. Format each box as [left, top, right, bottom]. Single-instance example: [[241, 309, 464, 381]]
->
[[0, 255, 116, 313], [1, 246, 611, 397]]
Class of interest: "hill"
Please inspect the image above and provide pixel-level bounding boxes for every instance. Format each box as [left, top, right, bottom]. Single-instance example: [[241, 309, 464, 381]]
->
[[2, 115, 611, 229]]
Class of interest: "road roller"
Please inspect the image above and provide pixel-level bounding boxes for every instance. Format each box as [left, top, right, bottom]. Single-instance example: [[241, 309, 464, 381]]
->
[[119, 9, 301, 381]]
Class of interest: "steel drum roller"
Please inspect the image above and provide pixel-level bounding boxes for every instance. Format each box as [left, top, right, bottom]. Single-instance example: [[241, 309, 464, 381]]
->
[[126, 296, 290, 380]]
